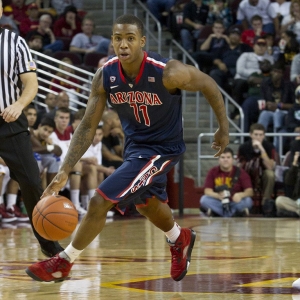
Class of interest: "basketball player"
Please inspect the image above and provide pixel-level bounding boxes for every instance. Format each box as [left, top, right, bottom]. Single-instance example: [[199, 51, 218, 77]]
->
[[0, 0, 63, 256], [26, 14, 229, 282]]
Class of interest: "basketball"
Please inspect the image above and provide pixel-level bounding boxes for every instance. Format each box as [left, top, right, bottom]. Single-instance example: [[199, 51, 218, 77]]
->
[[32, 195, 78, 241]]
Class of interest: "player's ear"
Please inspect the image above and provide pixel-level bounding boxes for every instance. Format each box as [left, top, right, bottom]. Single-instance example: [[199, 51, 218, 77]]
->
[[140, 36, 146, 48]]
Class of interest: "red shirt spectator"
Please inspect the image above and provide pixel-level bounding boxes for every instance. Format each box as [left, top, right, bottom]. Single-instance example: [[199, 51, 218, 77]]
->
[[53, 5, 82, 39], [19, 3, 39, 37], [8, 0, 29, 26], [241, 14, 266, 48]]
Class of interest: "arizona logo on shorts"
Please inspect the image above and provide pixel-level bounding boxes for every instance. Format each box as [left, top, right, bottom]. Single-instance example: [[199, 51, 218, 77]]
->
[[110, 76, 116, 82]]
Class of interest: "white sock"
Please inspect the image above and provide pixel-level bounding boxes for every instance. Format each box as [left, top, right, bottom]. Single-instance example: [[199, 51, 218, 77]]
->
[[70, 190, 80, 208], [80, 195, 89, 210], [59, 243, 83, 263], [6, 193, 17, 209], [164, 223, 181, 243]]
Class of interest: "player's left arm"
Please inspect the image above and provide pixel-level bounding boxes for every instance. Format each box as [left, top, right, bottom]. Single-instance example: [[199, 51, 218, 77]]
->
[[162, 60, 229, 156], [60, 67, 108, 174]]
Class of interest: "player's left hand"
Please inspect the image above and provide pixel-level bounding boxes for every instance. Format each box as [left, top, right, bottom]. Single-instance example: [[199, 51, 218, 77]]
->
[[41, 170, 69, 199], [211, 127, 229, 157]]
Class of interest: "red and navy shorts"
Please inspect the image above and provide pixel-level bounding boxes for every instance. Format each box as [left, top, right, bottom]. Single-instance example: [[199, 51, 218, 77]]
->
[[97, 139, 185, 214]]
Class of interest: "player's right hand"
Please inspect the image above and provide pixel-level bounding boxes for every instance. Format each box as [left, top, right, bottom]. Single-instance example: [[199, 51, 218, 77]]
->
[[41, 170, 69, 199]]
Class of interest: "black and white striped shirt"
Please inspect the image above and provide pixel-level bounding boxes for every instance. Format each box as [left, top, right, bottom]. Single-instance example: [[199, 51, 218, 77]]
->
[[0, 28, 36, 111]]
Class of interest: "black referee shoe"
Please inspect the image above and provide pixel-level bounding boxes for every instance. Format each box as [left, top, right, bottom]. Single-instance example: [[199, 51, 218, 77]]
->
[[40, 241, 64, 258]]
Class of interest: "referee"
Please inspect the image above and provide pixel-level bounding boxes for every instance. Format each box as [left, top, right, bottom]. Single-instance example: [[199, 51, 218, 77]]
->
[[0, 2, 63, 257]]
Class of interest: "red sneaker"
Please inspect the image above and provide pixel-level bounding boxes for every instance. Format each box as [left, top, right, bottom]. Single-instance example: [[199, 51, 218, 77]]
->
[[0, 204, 17, 223], [7, 205, 29, 222], [168, 228, 196, 281], [25, 254, 73, 282]]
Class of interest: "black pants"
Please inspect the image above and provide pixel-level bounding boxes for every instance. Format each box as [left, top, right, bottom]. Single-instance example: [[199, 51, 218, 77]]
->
[[0, 130, 53, 245]]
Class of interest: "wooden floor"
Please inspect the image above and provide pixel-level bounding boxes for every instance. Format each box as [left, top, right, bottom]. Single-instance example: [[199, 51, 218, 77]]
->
[[1, 214, 300, 299]]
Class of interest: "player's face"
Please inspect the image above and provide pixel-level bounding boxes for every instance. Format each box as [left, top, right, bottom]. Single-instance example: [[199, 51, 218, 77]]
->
[[111, 24, 146, 64], [38, 125, 54, 141]]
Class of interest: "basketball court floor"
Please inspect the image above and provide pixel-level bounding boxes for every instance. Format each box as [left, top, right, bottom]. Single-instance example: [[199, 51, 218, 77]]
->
[[1, 214, 300, 299]]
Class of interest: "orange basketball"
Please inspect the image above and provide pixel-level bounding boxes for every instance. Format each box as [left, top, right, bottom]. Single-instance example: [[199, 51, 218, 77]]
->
[[32, 195, 78, 241]]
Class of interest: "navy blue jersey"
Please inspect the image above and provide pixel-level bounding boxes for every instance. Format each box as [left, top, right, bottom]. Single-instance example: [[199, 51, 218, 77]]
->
[[102, 51, 183, 145]]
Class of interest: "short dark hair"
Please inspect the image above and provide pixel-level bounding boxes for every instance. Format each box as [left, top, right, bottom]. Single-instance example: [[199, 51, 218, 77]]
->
[[250, 123, 265, 133], [24, 104, 36, 113], [56, 107, 70, 116], [222, 147, 234, 157], [40, 117, 56, 129], [113, 14, 144, 35], [251, 15, 262, 23]]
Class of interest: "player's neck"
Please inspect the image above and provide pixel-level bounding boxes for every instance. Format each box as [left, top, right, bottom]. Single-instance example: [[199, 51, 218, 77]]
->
[[120, 51, 144, 81]]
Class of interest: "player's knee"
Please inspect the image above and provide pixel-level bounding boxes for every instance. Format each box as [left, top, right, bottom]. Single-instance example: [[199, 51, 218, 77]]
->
[[88, 194, 114, 215], [136, 198, 159, 215]]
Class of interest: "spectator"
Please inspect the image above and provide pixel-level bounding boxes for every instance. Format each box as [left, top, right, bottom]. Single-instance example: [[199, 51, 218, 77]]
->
[[281, 0, 300, 44], [237, 123, 276, 207], [80, 125, 115, 209], [257, 61, 295, 148], [276, 30, 299, 66], [290, 51, 300, 85], [167, 0, 190, 40], [0, 5, 19, 34], [44, 91, 74, 124], [146, 0, 176, 30], [270, 0, 291, 23], [200, 147, 253, 217], [231, 36, 274, 119], [34, 92, 57, 128], [0, 159, 19, 223], [101, 109, 124, 169], [97, 41, 115, 69], [236, 0, 279, 36], [180, 0, 209, 53], [25, 13, 64, 54], [265, 32, 281, 61], [50, 0, 84, 17], [6, 0, 28, 27], [192, 19, 229, 72], [19, 2, 39, 37], [241, 15, 266, 48], [26, 34, 43, 52], [53, 5, 82, 39], [49, 107, 86, 216], [32, 117, 62, 186], [49, 57, 80, 101], [206, 0, 233, 29], [278, 86, 300, 153], [209, 27, 252, 94], [35, 0, 57, 17], [23, 104, 37, 129], [241, 59, 272, 133], [275, 151, 300, 217], [70, 17, 110, 55]]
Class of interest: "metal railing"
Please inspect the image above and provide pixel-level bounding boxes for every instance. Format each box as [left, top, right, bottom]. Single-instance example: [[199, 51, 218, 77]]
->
[[197, 132, 300, 186], [30, 50, 94, 111]]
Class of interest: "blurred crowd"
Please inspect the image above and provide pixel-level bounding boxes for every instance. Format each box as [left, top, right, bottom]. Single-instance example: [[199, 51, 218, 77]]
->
[[0, 0, 300, 222]]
